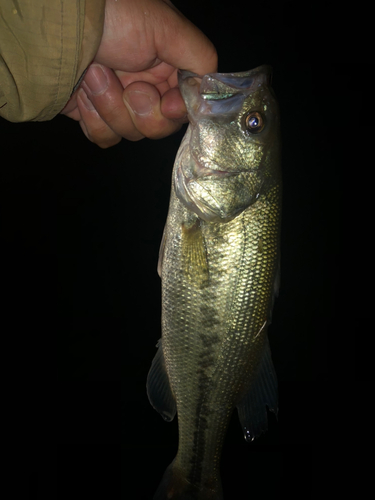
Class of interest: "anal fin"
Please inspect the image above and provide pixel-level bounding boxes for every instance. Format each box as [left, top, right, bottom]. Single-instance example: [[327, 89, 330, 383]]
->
[[147, 339, 176, 422]]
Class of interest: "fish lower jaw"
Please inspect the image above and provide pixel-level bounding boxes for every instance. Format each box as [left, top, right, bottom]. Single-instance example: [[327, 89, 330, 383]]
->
[[184, 154, 241, 180]]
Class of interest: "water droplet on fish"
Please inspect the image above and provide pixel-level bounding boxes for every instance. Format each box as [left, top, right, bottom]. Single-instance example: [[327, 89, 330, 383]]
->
[[244, 427, 255, 443]]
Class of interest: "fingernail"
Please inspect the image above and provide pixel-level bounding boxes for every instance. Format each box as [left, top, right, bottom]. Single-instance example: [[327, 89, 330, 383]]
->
[[124, 91, 153, 116], [84, 64, 108, 95], [78, 88, 95, 110]]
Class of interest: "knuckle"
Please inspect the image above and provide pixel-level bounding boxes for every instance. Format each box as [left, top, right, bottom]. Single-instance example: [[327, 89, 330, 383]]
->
[[126, 134, 145, 142], [87, 124, 119, 148], [87, 126, 108, 144], [97, 137, 121, 149]]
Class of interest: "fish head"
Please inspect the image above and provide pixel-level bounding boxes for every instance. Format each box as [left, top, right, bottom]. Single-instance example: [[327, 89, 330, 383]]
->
[[174, 66, 281, 222]]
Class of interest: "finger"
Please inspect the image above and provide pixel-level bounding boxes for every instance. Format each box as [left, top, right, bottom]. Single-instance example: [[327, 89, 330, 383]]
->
[[122, 81, 186, 139], [78, 117, 90, 141], [82, 64, 144, 142], [115, 62, 177, 90], [153, 2, 218, 76], [63, 105, 81, 122], [160, 87, 187, 120], [60, 90, 83, 121], [77, 88, 122, 148]]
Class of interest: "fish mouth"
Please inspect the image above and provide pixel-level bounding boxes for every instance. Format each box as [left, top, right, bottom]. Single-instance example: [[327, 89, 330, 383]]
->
[[178, 65, 273, 118], [178, 65, 272, 93], [177, 142, 243, 182], [187, 152, 240, 180]]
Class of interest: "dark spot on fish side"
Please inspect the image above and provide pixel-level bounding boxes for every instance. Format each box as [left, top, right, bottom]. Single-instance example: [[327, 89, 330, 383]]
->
[[258, 237, 264, 253], [200, 305, 221, 329]]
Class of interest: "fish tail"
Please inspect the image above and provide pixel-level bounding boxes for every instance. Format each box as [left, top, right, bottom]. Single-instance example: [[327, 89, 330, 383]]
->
[[153, 460, 223, 500]]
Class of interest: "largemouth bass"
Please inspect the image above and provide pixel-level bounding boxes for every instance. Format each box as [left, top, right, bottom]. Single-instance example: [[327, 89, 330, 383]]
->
[[147, 65, 281, 500]]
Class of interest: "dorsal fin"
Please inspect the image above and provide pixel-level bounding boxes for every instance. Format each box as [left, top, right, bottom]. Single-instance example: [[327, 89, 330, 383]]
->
[[236, 334, 278, 442]]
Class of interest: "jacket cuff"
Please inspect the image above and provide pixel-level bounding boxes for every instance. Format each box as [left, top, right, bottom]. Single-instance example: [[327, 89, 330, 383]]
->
[[0, 0, 105, 122]]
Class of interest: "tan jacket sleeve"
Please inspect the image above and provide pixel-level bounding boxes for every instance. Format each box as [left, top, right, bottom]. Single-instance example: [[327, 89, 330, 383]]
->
[[0, 0, 105, 122]]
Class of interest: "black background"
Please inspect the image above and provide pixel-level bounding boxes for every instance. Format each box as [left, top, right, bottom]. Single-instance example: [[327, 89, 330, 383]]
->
[[1, 1, 338, 499]]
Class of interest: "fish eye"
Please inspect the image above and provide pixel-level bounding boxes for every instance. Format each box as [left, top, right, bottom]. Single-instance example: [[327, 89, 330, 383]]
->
[[244, 111, 265, 134]]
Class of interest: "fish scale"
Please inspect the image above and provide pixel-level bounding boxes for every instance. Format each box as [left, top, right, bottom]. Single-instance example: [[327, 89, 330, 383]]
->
[[147, 66, 281, 499]]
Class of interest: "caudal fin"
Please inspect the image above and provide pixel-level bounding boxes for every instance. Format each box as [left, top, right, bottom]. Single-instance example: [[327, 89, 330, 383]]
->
[[153, 461, 223, 500]]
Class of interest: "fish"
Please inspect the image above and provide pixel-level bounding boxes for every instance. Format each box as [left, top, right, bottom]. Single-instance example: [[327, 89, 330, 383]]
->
[[147, 65, 281, 500]]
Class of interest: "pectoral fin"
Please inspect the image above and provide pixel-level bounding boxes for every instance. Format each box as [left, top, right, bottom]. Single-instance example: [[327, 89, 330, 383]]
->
[[181, 219, 209, 285], [146, 339, 176, 422], [236, 334, 278, 442]]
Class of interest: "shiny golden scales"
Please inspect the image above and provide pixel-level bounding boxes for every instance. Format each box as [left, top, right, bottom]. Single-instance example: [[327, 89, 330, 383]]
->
[[147, 66, 281, 500]]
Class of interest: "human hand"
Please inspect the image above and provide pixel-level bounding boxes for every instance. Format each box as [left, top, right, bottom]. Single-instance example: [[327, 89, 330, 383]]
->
[[61, 0, 217, 148]]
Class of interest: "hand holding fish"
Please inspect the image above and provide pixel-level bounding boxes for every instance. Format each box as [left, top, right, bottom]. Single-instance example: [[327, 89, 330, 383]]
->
[[61, 0, 217, 148]]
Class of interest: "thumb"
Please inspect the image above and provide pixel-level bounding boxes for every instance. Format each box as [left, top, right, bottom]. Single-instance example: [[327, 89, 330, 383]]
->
[[153, 2, 218, 76]]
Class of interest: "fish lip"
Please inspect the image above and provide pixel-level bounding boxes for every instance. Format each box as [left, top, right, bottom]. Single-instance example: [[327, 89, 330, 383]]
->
[[188, 152, 243, 179], [178, 65, 273, 102], [178, 65, 272, 90], [178, 66, 274, 123], [178, 144, 247, 181]]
